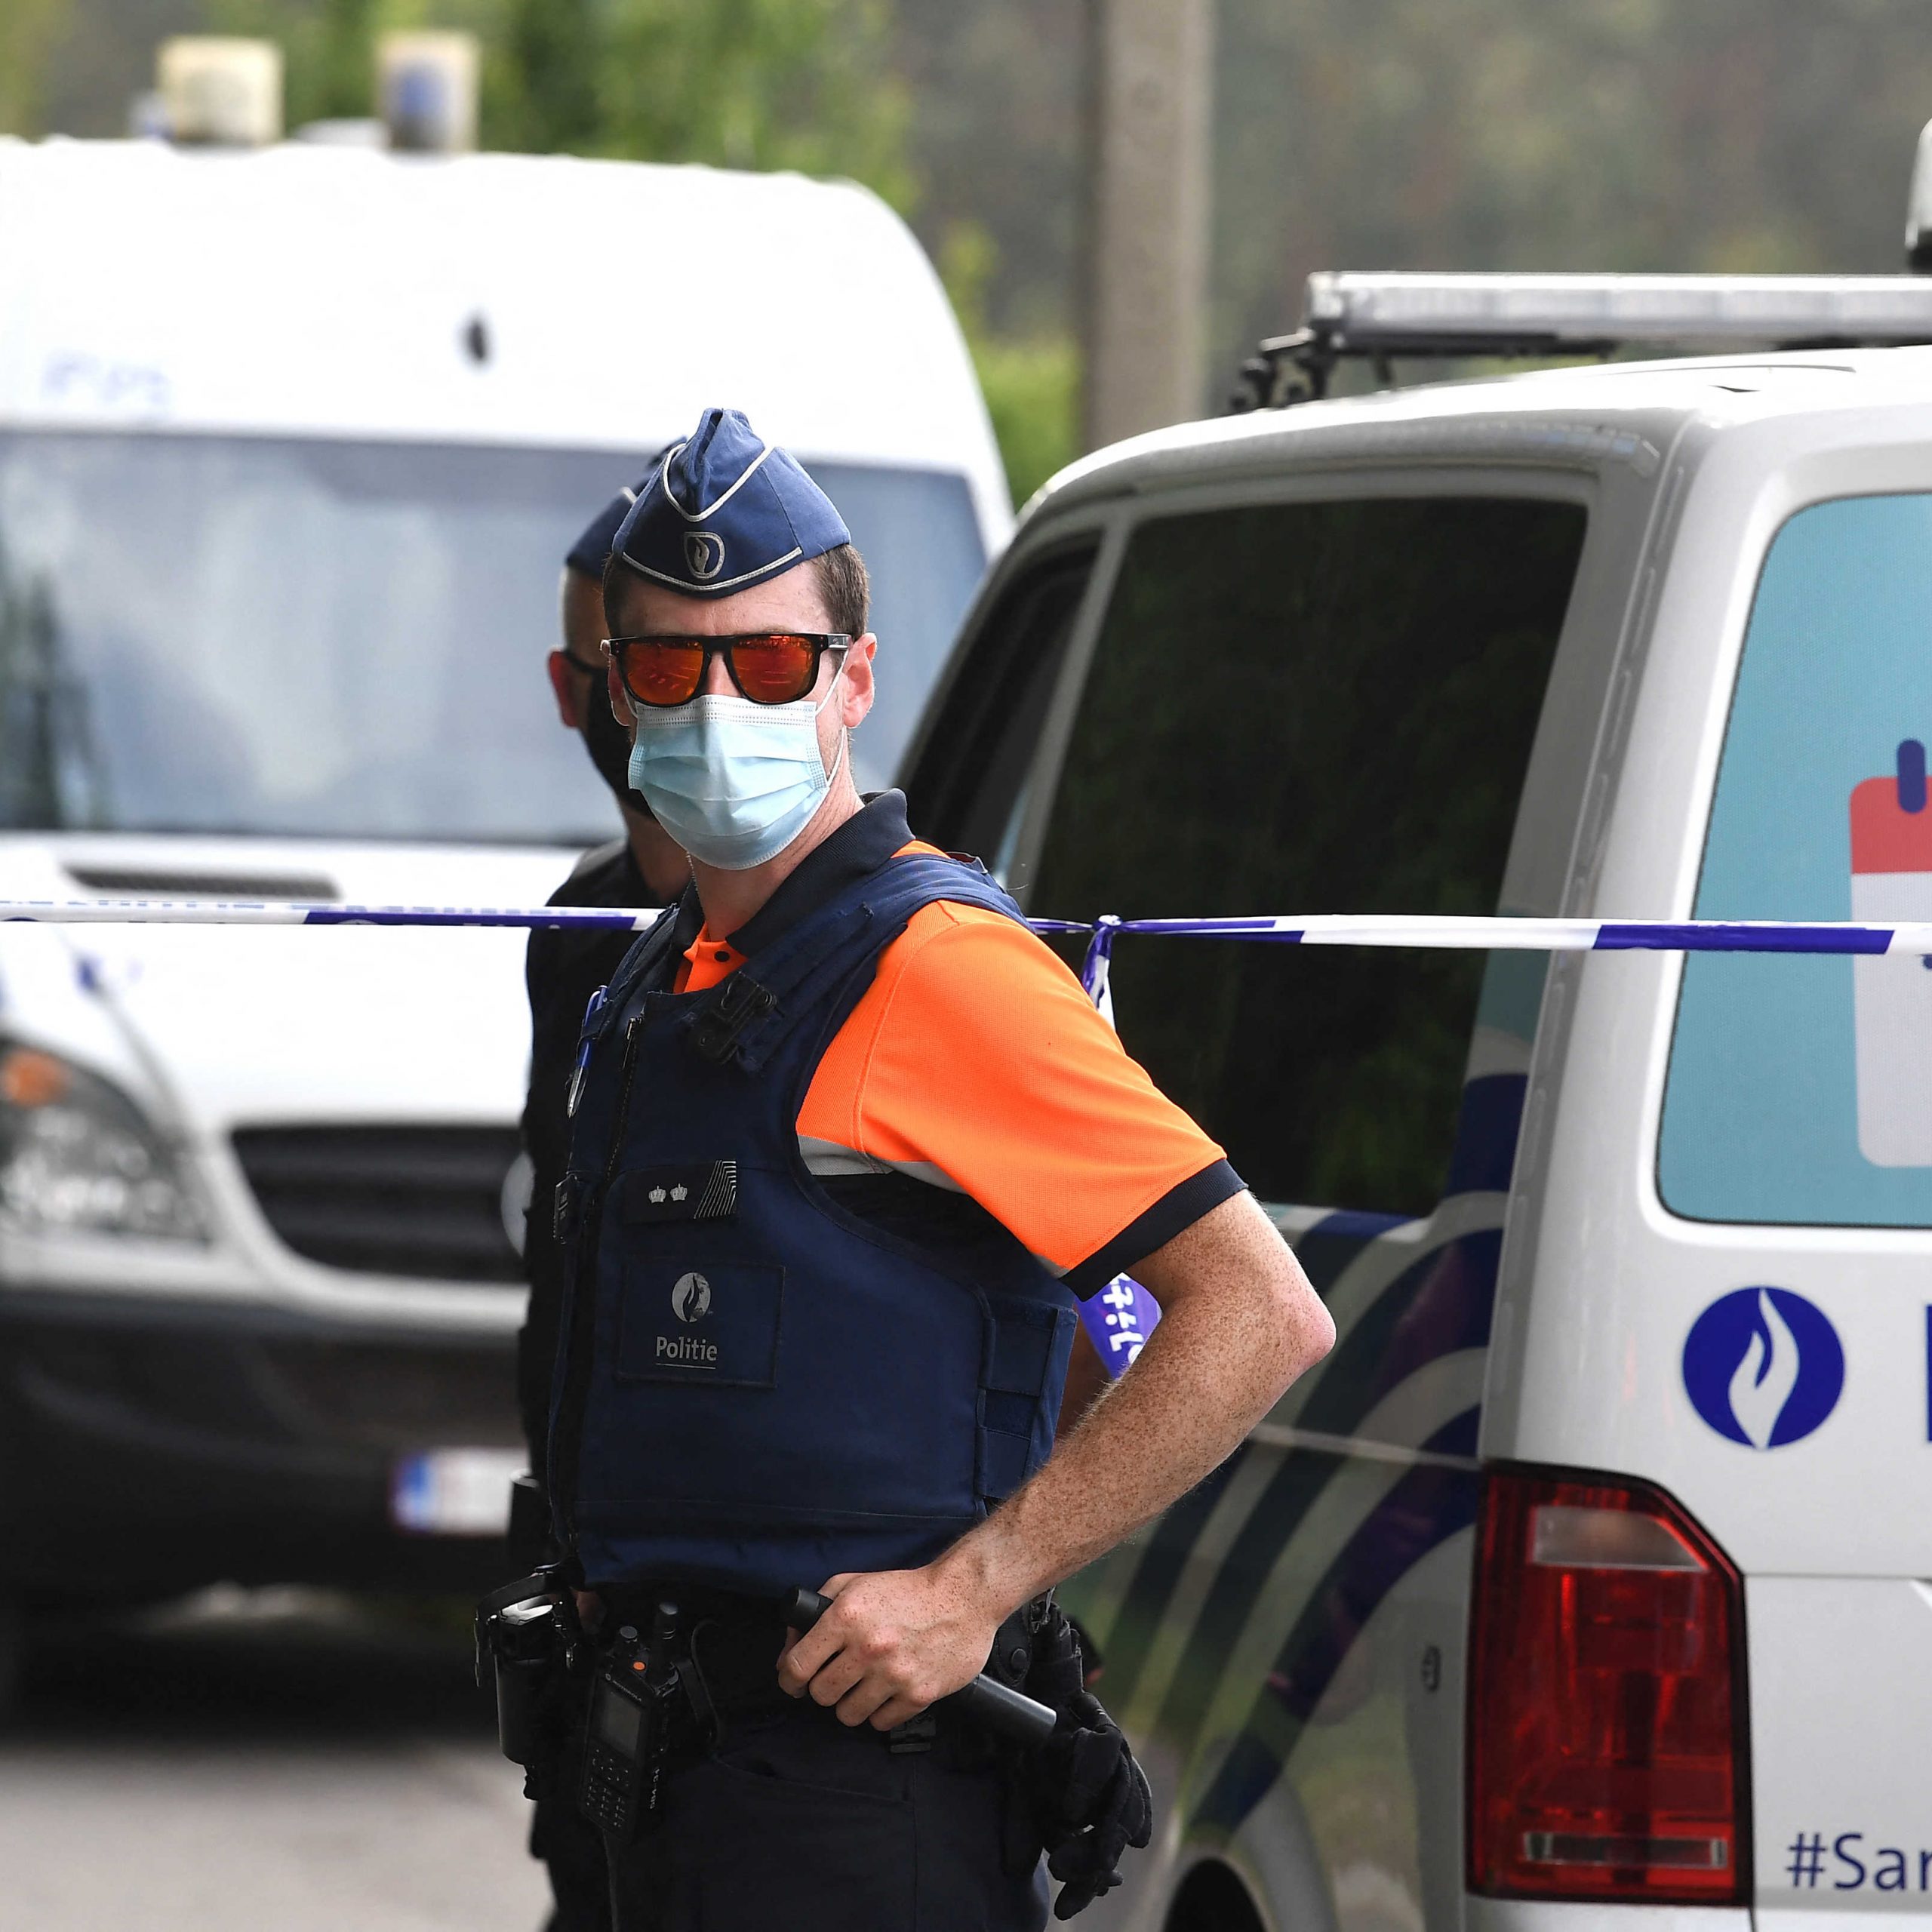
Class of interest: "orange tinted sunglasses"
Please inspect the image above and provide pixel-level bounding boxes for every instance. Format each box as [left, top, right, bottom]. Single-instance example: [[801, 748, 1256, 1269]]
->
[[605, 632, 851, 708]]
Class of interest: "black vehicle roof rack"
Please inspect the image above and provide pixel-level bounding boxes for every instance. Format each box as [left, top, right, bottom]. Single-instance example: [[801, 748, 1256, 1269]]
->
[[1232, 271, 1932, 411]]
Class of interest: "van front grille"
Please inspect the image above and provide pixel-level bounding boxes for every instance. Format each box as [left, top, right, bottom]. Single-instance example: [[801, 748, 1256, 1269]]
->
[[256, 1337, 521, 1448], [232, 1125, 524, 1284]]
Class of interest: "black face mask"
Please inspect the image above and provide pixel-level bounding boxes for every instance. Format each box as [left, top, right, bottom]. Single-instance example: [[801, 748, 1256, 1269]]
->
[[579, 681, 655, 820]]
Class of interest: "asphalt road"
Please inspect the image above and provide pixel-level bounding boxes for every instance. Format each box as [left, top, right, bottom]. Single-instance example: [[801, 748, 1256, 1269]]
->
[[0, 1587, 552, 1932]]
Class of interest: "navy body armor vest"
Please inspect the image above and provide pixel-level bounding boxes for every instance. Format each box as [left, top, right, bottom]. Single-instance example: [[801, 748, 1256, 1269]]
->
[[546, 853, 1079, 1595]]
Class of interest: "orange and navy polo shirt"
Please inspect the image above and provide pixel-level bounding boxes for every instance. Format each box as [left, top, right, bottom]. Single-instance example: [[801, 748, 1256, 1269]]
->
[[666, 792, 1242, 1297]]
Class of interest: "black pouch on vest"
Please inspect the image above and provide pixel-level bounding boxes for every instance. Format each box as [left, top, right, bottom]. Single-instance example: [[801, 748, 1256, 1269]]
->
[[997, 1602, 1153, 1918]]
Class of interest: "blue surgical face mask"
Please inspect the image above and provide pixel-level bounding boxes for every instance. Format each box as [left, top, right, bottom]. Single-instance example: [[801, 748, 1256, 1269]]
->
[[626, 678, 845, 870]]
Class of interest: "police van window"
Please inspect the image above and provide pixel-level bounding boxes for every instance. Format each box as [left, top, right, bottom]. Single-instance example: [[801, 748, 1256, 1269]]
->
[[1661, 493, 1932, 1227], [0, 433, 983, 844], [1028, 497, 1586, 1214], [902, 543, 1098, 875]]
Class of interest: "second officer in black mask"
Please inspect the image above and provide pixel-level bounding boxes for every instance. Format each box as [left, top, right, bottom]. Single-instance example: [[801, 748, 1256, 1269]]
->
[[518, 481, 692, 1932]]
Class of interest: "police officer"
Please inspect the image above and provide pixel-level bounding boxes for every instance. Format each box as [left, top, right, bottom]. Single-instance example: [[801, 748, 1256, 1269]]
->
[[521, 482, 692, 1469], [549, 408, 1336, 1929], [518, 484, 692, 1931]]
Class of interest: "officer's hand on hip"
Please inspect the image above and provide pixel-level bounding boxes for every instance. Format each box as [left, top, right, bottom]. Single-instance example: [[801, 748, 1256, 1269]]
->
[[777, 1565, 1001, 1730]]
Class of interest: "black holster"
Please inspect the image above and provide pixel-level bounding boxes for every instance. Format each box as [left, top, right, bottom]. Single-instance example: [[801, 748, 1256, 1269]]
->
[[475, 1571, 589, 1801]]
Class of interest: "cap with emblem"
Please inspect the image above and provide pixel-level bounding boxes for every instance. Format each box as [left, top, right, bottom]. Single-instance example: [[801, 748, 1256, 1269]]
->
[[611, 408, 850, 599], [561, 466, 663, 814], [565, 469, 654, 580]]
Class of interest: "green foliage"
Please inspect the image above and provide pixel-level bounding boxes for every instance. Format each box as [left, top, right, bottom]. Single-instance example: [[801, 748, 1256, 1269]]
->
[[971, 333, 1079, 511], [487, 0, 597, 155], [1211, 0, 1932, 380], [939, 220, 1079, 509], [583, 0, 912, 207], [198, 0, 912, 211], [204, 0, 413, 127], [0, 0, 74, 135]]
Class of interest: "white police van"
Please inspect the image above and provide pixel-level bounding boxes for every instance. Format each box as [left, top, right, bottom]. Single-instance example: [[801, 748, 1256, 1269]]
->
[[903, 259, 1932, 1928], [0, 123, 1007, 1672]]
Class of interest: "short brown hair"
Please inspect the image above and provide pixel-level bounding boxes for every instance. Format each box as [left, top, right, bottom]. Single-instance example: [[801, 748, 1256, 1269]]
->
[[813, 543, 870, 638]]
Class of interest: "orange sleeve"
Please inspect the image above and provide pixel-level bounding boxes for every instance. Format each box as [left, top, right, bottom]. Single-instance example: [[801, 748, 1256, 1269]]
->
[[798, 901, 1243, 1294]]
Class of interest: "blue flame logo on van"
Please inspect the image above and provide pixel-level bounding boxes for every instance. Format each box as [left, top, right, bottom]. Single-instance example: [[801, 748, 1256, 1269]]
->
[[1682, 1287, 1844, 1448]]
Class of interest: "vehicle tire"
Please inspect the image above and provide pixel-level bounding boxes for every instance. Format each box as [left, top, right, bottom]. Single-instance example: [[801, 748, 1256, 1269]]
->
[[1165, 1860, 1266, 1932]]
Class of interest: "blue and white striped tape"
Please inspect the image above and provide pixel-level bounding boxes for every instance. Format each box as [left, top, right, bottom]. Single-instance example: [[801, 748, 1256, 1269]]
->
[[14, 894, 1888, 1385], [1, 900, 1923, 958], [0, 900, 667, 931], [1058, 911, 1927, 1002]]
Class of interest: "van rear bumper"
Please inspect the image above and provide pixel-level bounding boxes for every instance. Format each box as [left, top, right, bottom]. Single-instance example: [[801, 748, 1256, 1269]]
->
[[1467, 1899, 1750, 1932], [0, 1289, 522, 1604]]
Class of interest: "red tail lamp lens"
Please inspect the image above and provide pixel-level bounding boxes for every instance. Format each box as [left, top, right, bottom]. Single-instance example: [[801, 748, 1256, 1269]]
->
[[1467, 1469, 1746, 1903]]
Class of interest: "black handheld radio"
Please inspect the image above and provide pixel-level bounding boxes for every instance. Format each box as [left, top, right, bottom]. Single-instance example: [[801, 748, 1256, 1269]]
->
[[580, 1603, 688, 1841]]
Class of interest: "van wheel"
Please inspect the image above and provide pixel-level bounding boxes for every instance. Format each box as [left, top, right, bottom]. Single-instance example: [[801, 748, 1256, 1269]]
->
[[1166, 1861, 1266, 1932]]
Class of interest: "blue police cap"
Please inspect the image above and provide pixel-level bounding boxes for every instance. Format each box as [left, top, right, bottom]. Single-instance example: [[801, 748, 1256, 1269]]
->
[[564, 479, 643, 580], [611, 408, 850, 600]]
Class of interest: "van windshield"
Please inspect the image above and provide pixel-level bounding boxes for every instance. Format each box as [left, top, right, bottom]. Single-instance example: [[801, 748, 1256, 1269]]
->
[[0, 432, 984, 844], [1661, 492, 1932, 1227]]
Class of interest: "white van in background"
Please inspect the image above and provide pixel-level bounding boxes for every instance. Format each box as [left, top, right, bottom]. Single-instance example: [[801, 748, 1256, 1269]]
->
[[903, 262, 1932, 1931], [0, 133, 1007, 1672]]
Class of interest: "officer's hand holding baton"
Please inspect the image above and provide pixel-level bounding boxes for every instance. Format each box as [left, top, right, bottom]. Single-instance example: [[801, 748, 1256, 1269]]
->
[[782, 1586, 1057, 1748]]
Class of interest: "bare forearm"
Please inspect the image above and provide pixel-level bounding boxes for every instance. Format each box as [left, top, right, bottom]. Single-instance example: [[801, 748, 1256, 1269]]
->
[[780, 1198, 1332, 1729], [936, 1195, 1334, 1618], [938, 1313, 1266, 1614]]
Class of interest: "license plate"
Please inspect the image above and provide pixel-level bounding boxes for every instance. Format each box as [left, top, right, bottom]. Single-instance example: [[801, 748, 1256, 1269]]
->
[[389, 1448, 525, 1536]]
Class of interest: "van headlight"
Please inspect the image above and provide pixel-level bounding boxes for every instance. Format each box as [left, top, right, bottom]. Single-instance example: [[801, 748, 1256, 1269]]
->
[[0, 1043, 209, 1242]]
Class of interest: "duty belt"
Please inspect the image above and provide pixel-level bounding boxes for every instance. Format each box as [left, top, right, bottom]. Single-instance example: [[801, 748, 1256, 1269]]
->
[[598, 1586, 792, 1717], [595, 1583, 1050, 1746]]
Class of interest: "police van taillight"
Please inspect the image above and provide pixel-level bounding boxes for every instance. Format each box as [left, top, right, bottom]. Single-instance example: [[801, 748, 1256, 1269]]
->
[[1467, 1468, 1748, 1903]]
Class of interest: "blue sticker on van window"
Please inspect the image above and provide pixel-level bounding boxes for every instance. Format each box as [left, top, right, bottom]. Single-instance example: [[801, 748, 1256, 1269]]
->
[[1681, 1287, 1844, 1447]]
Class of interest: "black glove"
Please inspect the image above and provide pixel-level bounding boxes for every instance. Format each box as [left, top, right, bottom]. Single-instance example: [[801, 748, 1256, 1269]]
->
[[995, 1603, 1153, 1918], [1039, 1690, 1153, 1918]]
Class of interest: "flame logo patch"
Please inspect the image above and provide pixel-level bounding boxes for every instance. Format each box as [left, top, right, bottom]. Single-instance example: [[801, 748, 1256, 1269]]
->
[[684, 531, 726, 581], [1681, 1286, 1844, 1448], [671, 1271, 712, 1324]]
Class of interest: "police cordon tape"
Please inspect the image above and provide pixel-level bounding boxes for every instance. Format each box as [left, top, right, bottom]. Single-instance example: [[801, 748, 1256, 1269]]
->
[[1034, 912, 1920, 1004], [3, 896, 1918, 1066], [4, 898, 1927, 966], [0, 900, 669, 930], [12, 895, 1899, 1384]]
